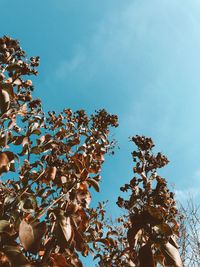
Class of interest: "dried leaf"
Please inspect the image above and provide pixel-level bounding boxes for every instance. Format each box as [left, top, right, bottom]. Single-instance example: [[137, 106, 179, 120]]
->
[[56, 215, 74, 249], [0, 220, 15, 235], [31, 129, 41, 135], [13, 135, 25, 145], [153, 223, 172, 236], [19, 220, 46, 254], [59, 216, 73, 242], [138, 244, 155, 267], [127, 227, 142, 248], [0, 151, 15, 175], [31, 146, 41, 154], [161, 241, 183, 267], [47, 166, 57, 180], [50, 253, 67, 267], [86, 178, 100, 192], [2, 245, 30, 267], [13, 78, 22, 85], [73, 227, 85, 252], [169, 235, 180, 249], [0, 89, 10, 114]]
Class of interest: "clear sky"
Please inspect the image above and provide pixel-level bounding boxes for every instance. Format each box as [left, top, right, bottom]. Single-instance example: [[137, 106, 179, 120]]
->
[[1, 0, 200, 265]]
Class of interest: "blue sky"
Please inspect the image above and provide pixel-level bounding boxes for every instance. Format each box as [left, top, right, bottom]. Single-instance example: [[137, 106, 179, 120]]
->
[[2, 0, 200, 265]]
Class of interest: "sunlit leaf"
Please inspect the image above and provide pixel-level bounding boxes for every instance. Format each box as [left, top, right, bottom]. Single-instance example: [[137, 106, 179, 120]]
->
[[0, 151, 15, 175], [161, 241, 183, 267], [19, 219, 46, 254], [0, 89, 10, 114], [86, 178, 100, 192]]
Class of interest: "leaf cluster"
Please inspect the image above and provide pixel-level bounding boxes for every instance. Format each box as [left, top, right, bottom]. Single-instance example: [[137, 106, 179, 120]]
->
[[96, 136, 183, 267], [0, 36, 118, 267]]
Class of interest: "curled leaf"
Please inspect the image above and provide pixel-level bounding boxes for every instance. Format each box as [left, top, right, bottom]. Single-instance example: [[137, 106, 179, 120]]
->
[[86, 178, 100, 192], [0, 151, 15, 175], [161, 241, 183, 267], [0, 89, 10, 114]]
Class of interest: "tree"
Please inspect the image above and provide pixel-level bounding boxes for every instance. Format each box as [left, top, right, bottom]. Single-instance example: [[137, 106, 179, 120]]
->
[[0, 36, 118, 266], [178, 197, 200, 266], [0, 36, 185, 267], [95, 136, 183, 267]]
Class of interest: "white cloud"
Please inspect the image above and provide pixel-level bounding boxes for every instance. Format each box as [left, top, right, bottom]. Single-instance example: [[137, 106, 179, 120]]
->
[[55, 0, 200, 92], [56, 47, 86, 77], [51, 1, 200, 192], [53, 0, 200, 153], [175, 187, 200, 202]]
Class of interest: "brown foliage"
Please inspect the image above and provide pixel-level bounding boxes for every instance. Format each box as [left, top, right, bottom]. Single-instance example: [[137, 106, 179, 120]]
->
[[95, 136, 183, 267], [0, 36, 185, 267], [0, 36, 118, 266]]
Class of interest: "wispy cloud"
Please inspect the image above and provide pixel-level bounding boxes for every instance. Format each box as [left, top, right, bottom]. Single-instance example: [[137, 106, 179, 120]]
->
[[55, 0, 200, 102], [175, 166, 200, 202], [44, 0, 200, 197], [175, 187, 200, 203], [56, 47, 86, 77]]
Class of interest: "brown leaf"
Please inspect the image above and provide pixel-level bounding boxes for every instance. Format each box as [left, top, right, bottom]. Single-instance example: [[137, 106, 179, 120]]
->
[[18, 103, 28, 116], [147, 206, 164, 222], [2, 245, 30, 267], [153, 223, 173, 236], [25, 79, 32, 87], [154, 251, 165, 266], [0, 252, 10, 267], [31, 146, 41, 154], [74, 227, 85, 252], [161, 241, 183, 267], [22, 136, 29, 147], [41, 166, 57, 183], [58, 216, 73, 243], [13, 78, 22, 86], [55, 215, 74, 250], [0, 89, 10, 114], [13, 135, 25, 145], [31, 128, 41, 135], [127, 227, 142, 248], [0, 151, 15, 175], [169, 235, 180, 249], [50, 253, 67, 267], [86, 178, 100, 192], [1, 85, 15, 99], [77, 183, 91, 208], [75, 209, 89, 232], [66, 203, 79, 214], [18, 143, 29, 156], [0, 220, 15, 235], [19, 220, 46, 254], [138, 244, 155, 267]]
